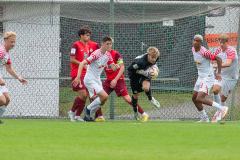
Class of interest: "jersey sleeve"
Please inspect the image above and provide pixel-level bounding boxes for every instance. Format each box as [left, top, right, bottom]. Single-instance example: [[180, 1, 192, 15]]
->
[[86, 51, 97, 64], [115, 51, 124, 65], [70, 43, 77, 56], [201, 48, 215, 60], [226, 48, 236, 60]]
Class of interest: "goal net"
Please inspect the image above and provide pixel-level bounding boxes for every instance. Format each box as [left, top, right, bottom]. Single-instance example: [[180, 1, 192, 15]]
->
[[0, 0, 239, 120]]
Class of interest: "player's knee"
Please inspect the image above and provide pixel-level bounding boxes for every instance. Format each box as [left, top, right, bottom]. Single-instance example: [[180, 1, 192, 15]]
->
[[0, 97, 7, 106], [5, 98, 10, 106], [221, 96, 227, 102], [196, 96, 204, 103], [192, 95, 197, 102], [142, 86, 150, 92], [100, 95, 108, 104]]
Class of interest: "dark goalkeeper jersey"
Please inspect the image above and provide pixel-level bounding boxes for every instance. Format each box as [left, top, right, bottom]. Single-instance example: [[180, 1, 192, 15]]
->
[[127, 53, 159, 78]]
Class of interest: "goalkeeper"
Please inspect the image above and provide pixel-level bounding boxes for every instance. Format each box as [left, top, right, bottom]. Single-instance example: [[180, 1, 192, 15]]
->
[[127, 47, 161, 120]]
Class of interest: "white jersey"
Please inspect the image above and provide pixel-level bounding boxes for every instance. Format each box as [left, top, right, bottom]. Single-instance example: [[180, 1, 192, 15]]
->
[[192, 46, 214, 78], [0, 45, 11, 77], [85, 49, 113, 80], [214, 46, 239, 80]]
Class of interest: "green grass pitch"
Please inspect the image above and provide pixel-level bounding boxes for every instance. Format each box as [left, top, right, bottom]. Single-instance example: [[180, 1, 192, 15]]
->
[[0, 119, 240, 160]]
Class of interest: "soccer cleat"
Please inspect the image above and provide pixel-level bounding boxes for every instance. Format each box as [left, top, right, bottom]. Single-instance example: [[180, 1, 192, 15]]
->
[[197, 117, 210, 123], [134, 112, 140, 120], [95, 116, 106, 122], [68, 111, 76, 122], [83, 116, 94, 122], [150, 97, 161, 108], [211, 110, 222, 123], [75, 116, 85, 122], [141, 113, 149, 122], [220, 106, 228, 119]]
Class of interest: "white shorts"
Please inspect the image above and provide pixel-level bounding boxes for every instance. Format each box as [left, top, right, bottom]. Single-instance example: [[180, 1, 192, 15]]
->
[[194, 76, 214, 95], [84, 77, 103, 98], [214, 79, 237, 97], [0, 85, 9, 96]]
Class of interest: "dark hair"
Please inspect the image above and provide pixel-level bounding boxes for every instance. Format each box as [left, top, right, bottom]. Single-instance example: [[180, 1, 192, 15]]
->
[[78, 26, 92, 37], [102, 36, 112, 43]]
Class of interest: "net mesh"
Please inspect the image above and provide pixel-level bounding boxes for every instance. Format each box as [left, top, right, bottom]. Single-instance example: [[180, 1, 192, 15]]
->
[[0, 0, 239, 120]]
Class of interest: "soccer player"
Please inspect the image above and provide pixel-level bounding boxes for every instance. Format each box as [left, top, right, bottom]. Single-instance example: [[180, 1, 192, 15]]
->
[[211, 34, 239, 122], [72, 36, 119, 121], [127, 47, 161, 120], [0, 32, 27, 124], [102, 49, 149, 122], [68, 27, 102, 122], [191, 34, 228, 122]]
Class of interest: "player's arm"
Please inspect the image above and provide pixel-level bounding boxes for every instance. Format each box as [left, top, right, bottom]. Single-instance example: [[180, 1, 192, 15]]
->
[[214, 56, 222, 80], [70, 56, 80, 65], [203, 49, 222, 80], [5, 64, 27, 84], [222, 49, 235, 68], [70, 44, 80, 65], [0, 77, 5, 86], [72, 60, 88, 87]]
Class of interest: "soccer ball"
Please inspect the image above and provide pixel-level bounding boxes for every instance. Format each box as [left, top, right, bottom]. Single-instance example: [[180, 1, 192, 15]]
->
[[149, 65, 159, 79]]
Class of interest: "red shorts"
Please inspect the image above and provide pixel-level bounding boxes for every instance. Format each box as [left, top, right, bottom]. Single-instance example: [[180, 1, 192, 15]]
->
[[71, 77, 86, 91], [103, 79, 128, 97]]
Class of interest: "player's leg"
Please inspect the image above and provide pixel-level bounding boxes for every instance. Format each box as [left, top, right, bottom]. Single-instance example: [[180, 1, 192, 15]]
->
[[84, 80, 108, 121], [212, 80, 222, 104], [196, 80, 228, 122], [142, 79, 160, 108], [0, 91, 7, 124], [192, 91, 209, 122], [95, 80, 113, 122], [68, 77, 87, 122], [129, 76, 142, 120]]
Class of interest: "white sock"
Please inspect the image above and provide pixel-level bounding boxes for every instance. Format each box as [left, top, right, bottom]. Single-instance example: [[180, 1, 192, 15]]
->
[[213, 94, 221, 104], [0, 107, 6, 117], [200, 109, 208, 118], [87, 97, 101, 112], [142, 112, 148, 116], [212, 101, 223, 110], [221, 101, 226, 106]]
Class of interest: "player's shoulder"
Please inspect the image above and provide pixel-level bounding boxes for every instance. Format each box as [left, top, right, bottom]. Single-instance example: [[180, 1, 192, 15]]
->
[[135, 53, 147, 60], [88, 40, 98, 47], [72, 41, 82, 47]]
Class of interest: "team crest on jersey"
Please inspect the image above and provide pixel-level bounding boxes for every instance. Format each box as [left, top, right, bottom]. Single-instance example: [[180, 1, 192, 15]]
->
[[133, 64, 139, 69]]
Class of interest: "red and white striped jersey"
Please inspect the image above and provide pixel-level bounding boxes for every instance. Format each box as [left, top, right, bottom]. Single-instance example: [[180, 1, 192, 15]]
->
[[85, 49, 114, 79], [192, 46, 215, 78], [0, 45, 11, 77], [214, 46, 239, 80]]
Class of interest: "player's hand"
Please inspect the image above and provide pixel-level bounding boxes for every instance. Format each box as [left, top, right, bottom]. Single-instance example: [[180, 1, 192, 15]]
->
[[18, 76, 28, 85], [72, 77, 82, 88], [111, 64, 120, 71], [149, 70, 155, 79], [110, 79, 117, 88], [215, 73, 222, 81], [0, 79, 5, 86]]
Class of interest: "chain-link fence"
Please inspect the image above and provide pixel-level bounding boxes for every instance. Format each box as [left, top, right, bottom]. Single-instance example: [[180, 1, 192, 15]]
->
[[0, 0, 239, 120]]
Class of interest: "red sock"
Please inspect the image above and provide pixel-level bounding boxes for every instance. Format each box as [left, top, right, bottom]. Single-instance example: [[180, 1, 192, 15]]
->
[[75, 99, 86, 116], [71, 97, 81, 112], [128, 102, 144, 114], [95, 108, 103, 118]]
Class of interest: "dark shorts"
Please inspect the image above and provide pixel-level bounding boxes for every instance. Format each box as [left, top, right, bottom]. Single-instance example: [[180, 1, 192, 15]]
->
[[71, 77, 86, 91], [103, 79, 128, 97], [129, 75, 151, 94]]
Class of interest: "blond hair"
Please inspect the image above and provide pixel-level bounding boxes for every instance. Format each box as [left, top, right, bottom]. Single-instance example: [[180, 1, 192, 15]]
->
[[3, 31, 16, 39], [218, 34, 229, 42], [147, 46, 160, 57]]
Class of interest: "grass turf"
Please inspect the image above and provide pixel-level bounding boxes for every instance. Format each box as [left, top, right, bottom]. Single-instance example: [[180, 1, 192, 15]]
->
[[1, 119, 240, 160]]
